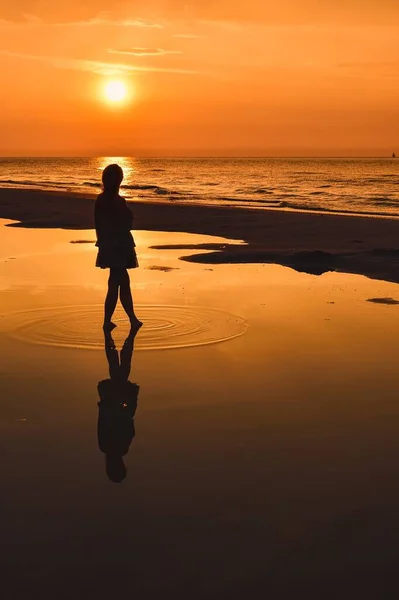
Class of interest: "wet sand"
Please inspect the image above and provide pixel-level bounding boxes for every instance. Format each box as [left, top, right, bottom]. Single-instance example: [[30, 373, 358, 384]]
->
[[2, 220, 399, 597], [2, 186, 399, 283]]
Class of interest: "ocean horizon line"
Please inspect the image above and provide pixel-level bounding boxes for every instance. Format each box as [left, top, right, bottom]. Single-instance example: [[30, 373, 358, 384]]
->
[[0, 155, 397, 160]]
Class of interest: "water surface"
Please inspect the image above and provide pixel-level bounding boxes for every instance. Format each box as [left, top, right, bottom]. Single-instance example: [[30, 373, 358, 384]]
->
[[1, 156, 399, 216]]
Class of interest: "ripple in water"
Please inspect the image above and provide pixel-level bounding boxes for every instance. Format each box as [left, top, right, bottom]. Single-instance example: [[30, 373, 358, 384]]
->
[[1, 305, 248, 351]]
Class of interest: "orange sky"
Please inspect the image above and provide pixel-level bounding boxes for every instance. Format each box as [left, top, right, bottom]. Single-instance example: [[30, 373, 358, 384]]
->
[[1, 1, 398, 156]]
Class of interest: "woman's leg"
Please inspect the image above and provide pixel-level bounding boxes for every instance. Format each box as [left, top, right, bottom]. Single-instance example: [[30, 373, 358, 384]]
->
[[119, 269, 142, 327], [103, 268, 120, 329]]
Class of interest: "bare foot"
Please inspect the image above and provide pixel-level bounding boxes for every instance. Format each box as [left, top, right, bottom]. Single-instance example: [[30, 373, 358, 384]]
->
[[130, 317, 143, 330], [103, 321, 117, 332]]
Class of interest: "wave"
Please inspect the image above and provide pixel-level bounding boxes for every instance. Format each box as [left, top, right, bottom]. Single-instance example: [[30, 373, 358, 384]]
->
[[278, 201, 399, 218], [125, 183, 188, 197], [80, 181, 184, 196], [294, 171, 319, 175], [0, 178, 180, 197], [371, 198, 399, 207], [252, 188, 274, 195], [235, 187, 275, 195], [123, 183, 163, 191], [0, 179, 38, 186], [82, 181, 99, 187], [216, 195, 283, 206], [254, 199, 283, 205], [276, 193, 298, 198], [82, 182, 166, 191], [2, 175, 399, 219], [363, 177, 399, 185], [0, 178, 69, 188]]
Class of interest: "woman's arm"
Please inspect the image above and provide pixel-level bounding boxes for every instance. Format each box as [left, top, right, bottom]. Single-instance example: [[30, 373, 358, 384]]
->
[[94, 202, 101, 241], [122, 199, 134, 230], [95, 200, 114, 244]]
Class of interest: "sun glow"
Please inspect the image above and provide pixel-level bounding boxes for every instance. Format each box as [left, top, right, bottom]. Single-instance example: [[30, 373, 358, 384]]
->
[[103, 80, 128, 104]]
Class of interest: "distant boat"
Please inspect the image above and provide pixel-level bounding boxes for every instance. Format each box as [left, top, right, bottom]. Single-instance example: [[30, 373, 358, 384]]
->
[[393, 152, 396, 158]]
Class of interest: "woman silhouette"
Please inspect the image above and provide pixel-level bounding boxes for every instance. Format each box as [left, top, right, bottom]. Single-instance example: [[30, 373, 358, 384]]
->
[[97, 329, 140, 483], [95, 164, 142, 330]]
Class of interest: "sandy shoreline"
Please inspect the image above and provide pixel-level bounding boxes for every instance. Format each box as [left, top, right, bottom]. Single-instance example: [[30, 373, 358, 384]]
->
[[2, 186, 399, 283]]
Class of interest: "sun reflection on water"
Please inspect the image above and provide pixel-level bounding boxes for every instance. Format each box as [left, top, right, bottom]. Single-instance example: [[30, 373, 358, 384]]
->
[[97, 157, 136, 186]]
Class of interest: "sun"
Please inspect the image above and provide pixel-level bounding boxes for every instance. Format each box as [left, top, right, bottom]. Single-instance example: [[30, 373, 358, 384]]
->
[[104, 80, 128, 104]]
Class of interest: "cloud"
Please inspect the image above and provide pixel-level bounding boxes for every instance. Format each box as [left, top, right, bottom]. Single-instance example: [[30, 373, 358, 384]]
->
[[1, 1, 399, 27], [0, 13, 163, 29], [109, 48, 181, 57], [58, 17, 163, 28], [0, 3, 164, 25], [173, 33, 200, 39], [0, 50, 203, 76], [21, 13, 42, 23]]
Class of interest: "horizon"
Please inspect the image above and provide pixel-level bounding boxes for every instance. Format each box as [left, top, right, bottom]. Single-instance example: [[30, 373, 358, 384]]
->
[[1, 1, 398, 156], [0, 154, 397, 160]]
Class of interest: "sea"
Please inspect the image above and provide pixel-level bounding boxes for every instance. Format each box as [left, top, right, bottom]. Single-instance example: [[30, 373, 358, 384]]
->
[[1, 157, 399, 217]]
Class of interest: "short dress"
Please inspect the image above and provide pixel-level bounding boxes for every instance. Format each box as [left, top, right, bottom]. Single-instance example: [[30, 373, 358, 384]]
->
[[95, 193, 139, 269], [97, 378, 140, 458]]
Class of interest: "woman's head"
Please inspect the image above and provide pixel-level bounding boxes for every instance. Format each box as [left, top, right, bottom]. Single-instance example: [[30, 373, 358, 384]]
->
[[102, 163, 124, 195]]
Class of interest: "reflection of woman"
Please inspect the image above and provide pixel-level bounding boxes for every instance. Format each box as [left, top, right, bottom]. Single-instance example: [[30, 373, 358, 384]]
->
[[97, 329, 140, 483], [95, 163, 142, 331]]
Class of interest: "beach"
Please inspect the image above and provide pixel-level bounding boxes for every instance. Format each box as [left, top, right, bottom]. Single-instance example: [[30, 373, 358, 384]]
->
[[2, 186, 399, 284], [3, 0, 399, 593], [2, 189, 399, 597]]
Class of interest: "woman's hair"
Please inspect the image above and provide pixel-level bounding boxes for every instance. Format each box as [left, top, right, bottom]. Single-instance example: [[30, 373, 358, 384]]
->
[[102, 163, 124, 195]]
